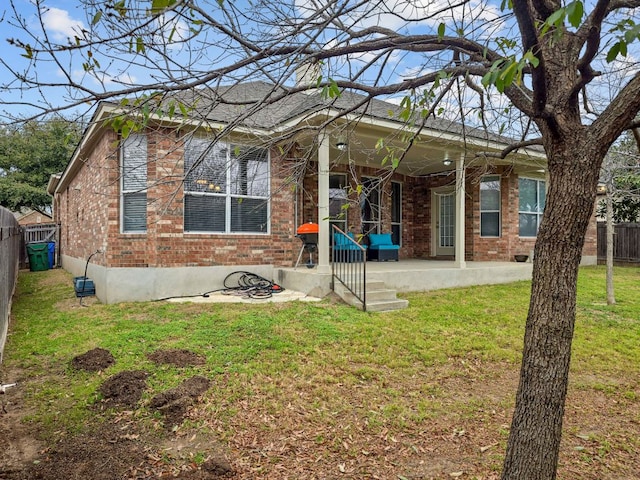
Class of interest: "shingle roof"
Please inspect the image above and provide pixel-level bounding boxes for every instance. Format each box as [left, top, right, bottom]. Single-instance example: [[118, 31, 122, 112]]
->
[[170, 81, 514, 145]]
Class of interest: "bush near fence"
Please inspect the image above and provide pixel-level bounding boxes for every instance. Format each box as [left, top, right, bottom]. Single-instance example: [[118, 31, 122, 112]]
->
[[0, 207, 21, 363]]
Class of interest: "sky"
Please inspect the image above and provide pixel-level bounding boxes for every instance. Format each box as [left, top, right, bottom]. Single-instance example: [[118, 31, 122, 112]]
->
[[0, 0, 638, 130], [1, 0, 92, 120], [0, 0, 511, 126]]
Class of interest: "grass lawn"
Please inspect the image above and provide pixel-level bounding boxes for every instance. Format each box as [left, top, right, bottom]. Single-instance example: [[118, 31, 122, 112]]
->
[[1, 265, 638, 479]]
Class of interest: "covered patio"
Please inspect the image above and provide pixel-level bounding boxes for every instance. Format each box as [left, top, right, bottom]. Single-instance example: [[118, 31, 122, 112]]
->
[[276, 259, 535, 300]]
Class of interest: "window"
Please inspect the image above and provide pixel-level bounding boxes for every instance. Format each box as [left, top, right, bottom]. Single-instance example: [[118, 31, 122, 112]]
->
[[329, 174, 348, 233], [360, 177, 381, 236], [519, 177, 546, 237], [184, 137, 269, 233], [480, 175, 501, 237], [391, 181, 402, 245], [121, 133, 147, 233]]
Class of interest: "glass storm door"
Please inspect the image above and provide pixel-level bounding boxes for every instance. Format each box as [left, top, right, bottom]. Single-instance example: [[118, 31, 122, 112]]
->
[[436, 192, 455, 256]]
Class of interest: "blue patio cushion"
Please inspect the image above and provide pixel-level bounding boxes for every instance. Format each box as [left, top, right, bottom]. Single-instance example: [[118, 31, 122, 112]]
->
[[334, 232, 366, 250], [368, 233, 398, 249], [371, 244, 399, 250]]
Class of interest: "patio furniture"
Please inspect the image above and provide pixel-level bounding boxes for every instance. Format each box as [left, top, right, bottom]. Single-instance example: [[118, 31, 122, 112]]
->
[[333, 231, 366, 263], [367, 233, 399, 261], [295, 222, 319, 268]]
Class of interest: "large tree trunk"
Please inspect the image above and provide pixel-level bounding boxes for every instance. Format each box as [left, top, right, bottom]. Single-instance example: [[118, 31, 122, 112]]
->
[[501, 139, 600, 480]]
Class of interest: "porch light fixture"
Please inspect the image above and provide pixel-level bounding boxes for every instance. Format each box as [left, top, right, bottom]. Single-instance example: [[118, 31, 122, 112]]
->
[[442, 157, 453, 166], [336, 141, 348, 151]]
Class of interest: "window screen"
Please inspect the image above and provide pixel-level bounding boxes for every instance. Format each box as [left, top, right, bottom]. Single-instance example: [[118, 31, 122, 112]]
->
[[480, 175, 501, 237], [121, 134, 147, 233]]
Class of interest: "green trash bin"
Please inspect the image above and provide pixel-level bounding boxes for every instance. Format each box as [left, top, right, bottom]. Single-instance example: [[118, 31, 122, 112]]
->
[[27, 242, 50, 272]]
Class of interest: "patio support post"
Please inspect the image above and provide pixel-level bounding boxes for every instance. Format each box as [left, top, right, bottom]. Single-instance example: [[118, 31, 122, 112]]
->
[[454, 153, 467, 269], [317, 131, 331, 273]]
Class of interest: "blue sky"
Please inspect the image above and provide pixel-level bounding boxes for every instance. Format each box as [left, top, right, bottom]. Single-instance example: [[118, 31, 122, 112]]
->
[[1, 0, 638, 130], [1, 0, 93, 120], [0, 0, 510, 124]]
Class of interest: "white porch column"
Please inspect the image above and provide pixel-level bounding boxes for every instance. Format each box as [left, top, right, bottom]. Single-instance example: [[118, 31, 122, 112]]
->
[[454, 153, 467, 269], [316, 131, 331, 273]]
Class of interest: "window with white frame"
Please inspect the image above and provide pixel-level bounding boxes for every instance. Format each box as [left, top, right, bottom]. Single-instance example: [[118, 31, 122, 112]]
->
[[329, 174, 348, 233], [360, 176, 381, 236], [184, 137, 269, 233], [480, 175, 501, 237], [121, 133, 148, 233], [391, 181, 402, 245], [519, 177, 546, 237]]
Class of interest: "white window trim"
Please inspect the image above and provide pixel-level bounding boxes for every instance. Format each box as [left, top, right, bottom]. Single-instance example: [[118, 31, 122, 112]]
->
[[391, 180, 402, 246], [329, 173, 348, 231], [120, 133, 147, 234], [183, 139, 271, 234], [518, 176, 546, 238], [361, 176, 382, 235], [480, 175, 501, 238]]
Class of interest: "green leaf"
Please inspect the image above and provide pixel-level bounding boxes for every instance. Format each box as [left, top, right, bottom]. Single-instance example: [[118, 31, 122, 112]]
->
[[523, 50, 540, 68], [499, 0, 512, 11], [499, 62, 519, 88], [113, 0, 127, 17], [546, 8, 565, 27], [136, 37, 145, 54], [92, 11, 103, 25], [566, 1, 583, 28], [151, 0, 177, 13], [606, 42, 621, 62], [121, 123, 131, 140], [21, 44, 33, 59]]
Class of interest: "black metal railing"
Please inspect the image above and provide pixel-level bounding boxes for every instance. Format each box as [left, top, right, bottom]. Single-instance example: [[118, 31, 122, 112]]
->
[[331, 225, 367, 311]]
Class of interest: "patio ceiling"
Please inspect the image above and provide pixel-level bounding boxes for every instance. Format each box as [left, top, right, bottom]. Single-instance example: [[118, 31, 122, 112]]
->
[[292, 118, 548, 178]]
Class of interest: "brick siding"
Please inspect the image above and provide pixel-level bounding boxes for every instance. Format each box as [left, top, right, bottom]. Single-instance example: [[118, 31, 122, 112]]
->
[[56, 127, 597, 267]]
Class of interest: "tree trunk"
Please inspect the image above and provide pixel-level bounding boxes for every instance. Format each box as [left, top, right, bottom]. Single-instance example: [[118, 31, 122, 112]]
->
[[501, 142, 600, 480], [606, 189, 615, 305]]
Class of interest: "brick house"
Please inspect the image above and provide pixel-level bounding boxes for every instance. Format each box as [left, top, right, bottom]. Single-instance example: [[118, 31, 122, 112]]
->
[[48, 80, 597, 303], [14, 208, 53, 226]]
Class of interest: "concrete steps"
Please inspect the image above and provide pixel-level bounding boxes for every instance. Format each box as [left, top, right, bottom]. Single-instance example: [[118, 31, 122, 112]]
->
[[333, 279, 409, 312]]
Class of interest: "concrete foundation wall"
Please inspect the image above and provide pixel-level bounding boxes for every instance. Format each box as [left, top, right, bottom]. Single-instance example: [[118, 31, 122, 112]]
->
[[62, 254, 277, 303], [61, 254, 598, 304]]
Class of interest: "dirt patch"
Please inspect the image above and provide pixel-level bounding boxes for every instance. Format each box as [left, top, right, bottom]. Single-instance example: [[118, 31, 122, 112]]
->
[[98, 370, 149, 408], [3, 412, 233, 480], [12, 421, 146, 480], [149, 376, 211, 428], [70, 347, 115, 372], [0, 373, 42, 478], [148, 349, 206, 367]]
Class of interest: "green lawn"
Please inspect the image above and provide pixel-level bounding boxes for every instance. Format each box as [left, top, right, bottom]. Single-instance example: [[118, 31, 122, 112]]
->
[[3, 265, 639, 479]]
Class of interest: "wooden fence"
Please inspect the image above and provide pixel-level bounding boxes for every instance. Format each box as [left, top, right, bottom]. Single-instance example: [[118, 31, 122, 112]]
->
[[0, 207, 21, 363], [597, 222, 640, 264]]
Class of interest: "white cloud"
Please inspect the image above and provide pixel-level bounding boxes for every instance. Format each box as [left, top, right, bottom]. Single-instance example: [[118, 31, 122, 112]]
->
[[41, 7, 85, 42], [296, 0, 504, 34]]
